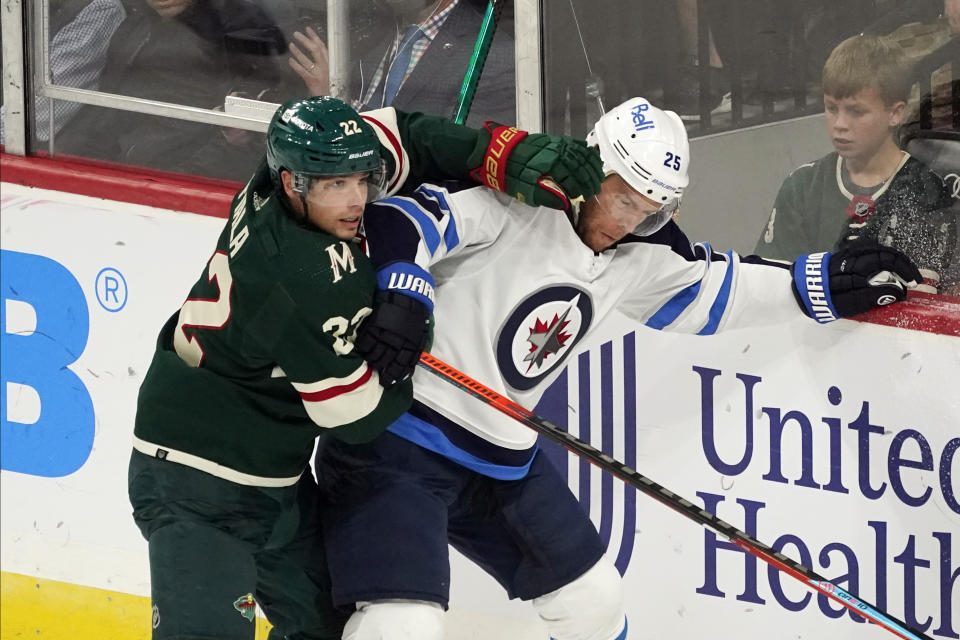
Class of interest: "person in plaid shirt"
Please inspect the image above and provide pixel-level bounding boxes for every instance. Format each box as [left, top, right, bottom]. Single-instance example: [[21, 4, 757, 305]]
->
[[289, 0, 515, 127]]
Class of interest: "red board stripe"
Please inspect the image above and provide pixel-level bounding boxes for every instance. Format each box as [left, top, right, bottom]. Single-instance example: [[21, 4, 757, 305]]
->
[[1, 152, 239, 218], [2, 151, 958, 337], [855, 290, 960, 337]]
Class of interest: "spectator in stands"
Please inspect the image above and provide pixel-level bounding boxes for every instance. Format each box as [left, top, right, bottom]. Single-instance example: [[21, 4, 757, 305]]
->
[[0, 0, 125, 145], [662, 0, 731, 121], [288, 0, 515, 127], [901, 0, 960, 133], [755, 34, 958, 294], [57, 0, 288, 179]]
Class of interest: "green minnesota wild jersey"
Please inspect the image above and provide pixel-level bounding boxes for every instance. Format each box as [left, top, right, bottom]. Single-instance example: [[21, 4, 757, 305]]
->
[[134, 162, 409, 485], [755, 152, 957, 283], [132, 106, 492, 486]]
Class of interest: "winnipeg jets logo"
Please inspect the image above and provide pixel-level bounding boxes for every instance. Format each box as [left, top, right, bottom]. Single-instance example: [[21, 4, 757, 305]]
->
[[496, 286, 593, 391], [523, 299, 577, 371]]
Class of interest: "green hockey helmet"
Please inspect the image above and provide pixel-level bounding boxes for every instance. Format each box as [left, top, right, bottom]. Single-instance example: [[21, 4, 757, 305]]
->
[[266, 96, 386, 200]]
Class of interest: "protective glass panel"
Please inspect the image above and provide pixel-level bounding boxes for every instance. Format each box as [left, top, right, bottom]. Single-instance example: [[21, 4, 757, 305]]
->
[[540, 1, 959, 296], [32, 0, 515, 181]]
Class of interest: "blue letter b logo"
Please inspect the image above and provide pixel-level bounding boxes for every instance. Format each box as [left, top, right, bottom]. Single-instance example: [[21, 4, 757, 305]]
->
[[1, 250, 94, 476]]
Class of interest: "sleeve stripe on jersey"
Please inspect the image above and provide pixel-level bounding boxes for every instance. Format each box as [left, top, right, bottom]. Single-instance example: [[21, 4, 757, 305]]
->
[[645, 280, 702, 330], [697, 251, 735, 336], [381, 197, 443, 256], [297, 366, 374, 402], [363, 112, 408, 194], [291, 362, 371, 397], [293, 365, 386, 429], [694, 242, 713, 261], [415, 185, 460, 252]]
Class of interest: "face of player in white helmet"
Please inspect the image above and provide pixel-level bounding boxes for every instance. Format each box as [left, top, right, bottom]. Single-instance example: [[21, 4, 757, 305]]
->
[[282, 171, 370, 240], [586, 97, 689, 242], [575, 174, 665, 252]]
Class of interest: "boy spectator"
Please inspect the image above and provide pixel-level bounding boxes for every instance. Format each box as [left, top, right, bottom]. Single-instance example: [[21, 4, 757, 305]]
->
[[755, 34, 958, 293]]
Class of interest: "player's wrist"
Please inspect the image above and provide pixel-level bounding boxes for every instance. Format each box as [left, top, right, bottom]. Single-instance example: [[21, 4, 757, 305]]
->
[[791, 252, 839, 323], [468, 122, 530, 195], [375, 261, 435, 313], [792, 244, 920, 321]]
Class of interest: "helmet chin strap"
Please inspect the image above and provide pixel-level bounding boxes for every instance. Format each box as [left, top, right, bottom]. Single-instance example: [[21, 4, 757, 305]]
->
[[559, 194, 586, 237], [289, 171, 312, 225], [298, 194, 310, 223]]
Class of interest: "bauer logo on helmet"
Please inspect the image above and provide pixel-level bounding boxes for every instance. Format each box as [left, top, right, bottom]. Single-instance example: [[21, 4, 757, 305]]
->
[[652, 178, 677, 192]]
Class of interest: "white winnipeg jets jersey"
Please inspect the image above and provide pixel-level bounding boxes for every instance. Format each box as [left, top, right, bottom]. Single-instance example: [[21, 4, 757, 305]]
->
[[362, 182, 803, 478]]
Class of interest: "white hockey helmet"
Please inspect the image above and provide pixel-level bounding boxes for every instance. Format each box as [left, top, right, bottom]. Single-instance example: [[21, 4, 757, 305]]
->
[[586, 97, 690, 236]]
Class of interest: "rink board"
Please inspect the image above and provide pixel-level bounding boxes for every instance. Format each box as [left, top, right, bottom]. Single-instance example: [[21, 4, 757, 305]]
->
[[1, 181, 958, 640]]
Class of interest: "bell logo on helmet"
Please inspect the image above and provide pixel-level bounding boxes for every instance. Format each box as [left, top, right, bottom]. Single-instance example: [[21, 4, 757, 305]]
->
[[631, 102, 656, 132], [588, 97, 689, 237]]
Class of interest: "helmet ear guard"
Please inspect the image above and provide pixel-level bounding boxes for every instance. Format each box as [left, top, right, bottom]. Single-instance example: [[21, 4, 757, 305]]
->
[[587, 97, 690, 236]]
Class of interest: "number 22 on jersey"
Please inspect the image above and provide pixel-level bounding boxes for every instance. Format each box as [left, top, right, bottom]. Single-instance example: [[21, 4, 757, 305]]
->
[[173, 251, 372, 367], [174, 251, 233, 367]]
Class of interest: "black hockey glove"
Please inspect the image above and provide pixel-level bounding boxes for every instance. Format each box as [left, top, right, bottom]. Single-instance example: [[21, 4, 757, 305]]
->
[[791, 244, 922, 322], [355, 291, 431, 388], [469, 122, 604, 210]]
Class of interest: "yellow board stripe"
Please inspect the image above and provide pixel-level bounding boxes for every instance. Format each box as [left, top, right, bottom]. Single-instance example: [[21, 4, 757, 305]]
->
[[0, 572, 272, 639]]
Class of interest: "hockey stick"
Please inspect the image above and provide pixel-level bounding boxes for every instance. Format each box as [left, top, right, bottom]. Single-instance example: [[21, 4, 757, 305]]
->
[[452, 0, 504, 124], [416, 352, 934, 640]]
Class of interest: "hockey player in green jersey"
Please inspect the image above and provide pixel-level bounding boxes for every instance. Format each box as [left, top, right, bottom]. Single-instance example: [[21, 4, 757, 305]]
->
[[754, 35, 957, 293], [127, 95, 604, 640]]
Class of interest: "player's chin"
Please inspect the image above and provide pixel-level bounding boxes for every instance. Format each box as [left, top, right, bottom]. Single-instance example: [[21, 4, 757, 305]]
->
[[585, 231, 616, 252], [343, 216, 363, 231], [332, 222, 360, 240]]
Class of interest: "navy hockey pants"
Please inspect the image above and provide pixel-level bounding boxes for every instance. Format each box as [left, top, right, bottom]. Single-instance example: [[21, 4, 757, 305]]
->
[[315, 431, 607, 608]]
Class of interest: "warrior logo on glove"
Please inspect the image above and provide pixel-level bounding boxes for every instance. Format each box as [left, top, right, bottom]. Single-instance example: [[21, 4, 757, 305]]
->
[[792, 244, 921, 323]]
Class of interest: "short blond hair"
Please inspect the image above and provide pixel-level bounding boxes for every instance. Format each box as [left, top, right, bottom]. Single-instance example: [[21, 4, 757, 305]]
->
[[821, 35, 910, 105]]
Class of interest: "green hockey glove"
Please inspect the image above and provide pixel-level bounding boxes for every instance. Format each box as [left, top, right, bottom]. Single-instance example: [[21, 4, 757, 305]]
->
[[468, 122, 604, 210]]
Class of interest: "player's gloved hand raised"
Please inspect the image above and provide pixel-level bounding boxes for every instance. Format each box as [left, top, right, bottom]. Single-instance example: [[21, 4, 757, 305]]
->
[[791, 244, 922, 322], [355, 291, 431, 388], [469, 122, 604, 210]]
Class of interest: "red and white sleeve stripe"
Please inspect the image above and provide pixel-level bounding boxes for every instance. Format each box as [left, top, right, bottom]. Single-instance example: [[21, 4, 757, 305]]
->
[[290, 362, 384, 428], [362, 107, 410, 196]]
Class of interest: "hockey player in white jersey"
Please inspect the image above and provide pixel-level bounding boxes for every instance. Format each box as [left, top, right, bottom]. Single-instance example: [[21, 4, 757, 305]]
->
[[315, 97, 922, 640]]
